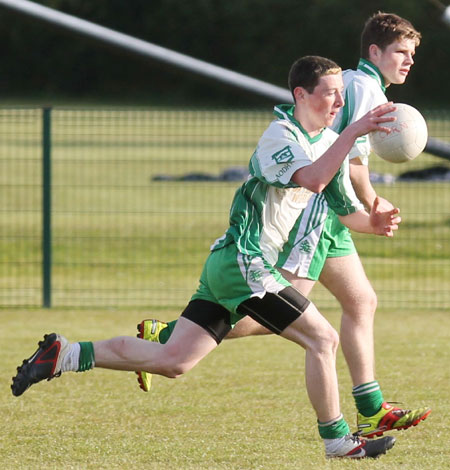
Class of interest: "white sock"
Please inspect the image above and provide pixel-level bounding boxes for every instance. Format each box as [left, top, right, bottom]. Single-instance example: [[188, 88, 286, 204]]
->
[[61, 343, 81, 372], [323, 436, 348, 455]]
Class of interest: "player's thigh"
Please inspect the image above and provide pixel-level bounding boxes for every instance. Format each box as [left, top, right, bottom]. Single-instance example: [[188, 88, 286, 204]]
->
[[280, 301, 339, 351], [237, 285, 337, 350], [319, 253, 376, 307], [237, 286, 309, 335], [278, 267, 316, 297], [162, 316, 219, 371], [228, 315, 268, 337]]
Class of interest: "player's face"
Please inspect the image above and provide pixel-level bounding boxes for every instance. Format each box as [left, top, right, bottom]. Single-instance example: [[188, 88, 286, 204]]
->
[[304, 73, 345, 130], [373, 38, 416, 86]]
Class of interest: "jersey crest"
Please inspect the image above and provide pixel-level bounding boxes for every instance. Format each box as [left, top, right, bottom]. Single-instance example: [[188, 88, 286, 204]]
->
[[271, 145, 295, 164]]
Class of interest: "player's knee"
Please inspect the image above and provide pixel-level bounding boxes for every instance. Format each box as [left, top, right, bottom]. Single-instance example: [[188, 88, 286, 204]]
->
[[163, 362, 192, 379], [311, 324, 339, 356], [359, 282, 377, 307], [357, 288, 377, 316], [367, 289, 378, 312], [157, 343, 194, 378], [160, 365, 187, 379], [326, 326, 340, 353], [342, 285, 378, 318]]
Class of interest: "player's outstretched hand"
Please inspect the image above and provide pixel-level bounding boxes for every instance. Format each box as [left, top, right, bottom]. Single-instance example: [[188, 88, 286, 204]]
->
[[373, 195, 395, 212], [350, 102, 397, 138], [369, 196, 401, 237]]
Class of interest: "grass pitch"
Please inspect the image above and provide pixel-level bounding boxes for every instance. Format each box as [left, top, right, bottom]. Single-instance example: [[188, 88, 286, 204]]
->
[[1, 307, 449, 470]]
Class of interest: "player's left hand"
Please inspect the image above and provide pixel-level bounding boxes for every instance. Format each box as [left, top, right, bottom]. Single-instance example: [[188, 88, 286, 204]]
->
[[371, 195, 395, 212], [369, 196, 401, 237]]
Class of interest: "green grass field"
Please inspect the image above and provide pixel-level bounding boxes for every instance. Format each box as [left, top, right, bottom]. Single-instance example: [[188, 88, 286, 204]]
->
[[1, 307, 449, 469]]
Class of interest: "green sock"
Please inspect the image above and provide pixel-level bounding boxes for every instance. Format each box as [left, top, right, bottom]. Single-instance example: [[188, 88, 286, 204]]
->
[[159, 320, 177, 344], [352, 381, 384, 417], [78, 341, 95, 372], [318, 414, 350, 439]]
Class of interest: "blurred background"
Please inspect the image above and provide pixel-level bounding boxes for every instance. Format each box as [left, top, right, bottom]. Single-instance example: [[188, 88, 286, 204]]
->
[[0, 0, 449, 107], [0, 0, 449, 310]]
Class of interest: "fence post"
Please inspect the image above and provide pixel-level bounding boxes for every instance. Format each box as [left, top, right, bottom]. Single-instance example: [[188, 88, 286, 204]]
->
[[42, 107, 52, 308]]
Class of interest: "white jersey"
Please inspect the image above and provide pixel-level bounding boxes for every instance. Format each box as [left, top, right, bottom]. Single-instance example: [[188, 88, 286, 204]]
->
[[277, 59, 386, 275], [332, 58, 388, 165], [212, 104, 363, 265]]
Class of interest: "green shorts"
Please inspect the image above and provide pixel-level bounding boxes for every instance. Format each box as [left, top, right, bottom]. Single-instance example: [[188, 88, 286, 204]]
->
[[276, 209, 356, 281], [191, 242, 291, 327]]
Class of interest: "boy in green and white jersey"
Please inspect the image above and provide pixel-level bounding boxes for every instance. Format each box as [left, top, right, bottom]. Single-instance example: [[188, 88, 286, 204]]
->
[[138, 13, 431, 440], [277, 56, 390, 276], [333, 58, 389, 160], [275, 12, 431, 439], [188, 100, 368, 329], [210, 103, 364, 267], [12, 56, 400, 459]]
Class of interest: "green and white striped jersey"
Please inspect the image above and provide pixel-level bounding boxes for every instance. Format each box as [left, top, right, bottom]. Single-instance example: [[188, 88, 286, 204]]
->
[[211, 104, 363, 265], [333, 58, 388, 165], [275, 59, 386, 273]]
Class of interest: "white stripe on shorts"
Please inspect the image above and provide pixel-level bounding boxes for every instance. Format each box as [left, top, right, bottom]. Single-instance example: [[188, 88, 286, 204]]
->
[[282, 194, 328, 276], [237, 253, 286, 299]]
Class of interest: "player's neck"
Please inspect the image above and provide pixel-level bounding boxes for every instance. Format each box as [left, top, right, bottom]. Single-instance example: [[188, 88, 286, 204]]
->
[[293, 108, 323, 137]]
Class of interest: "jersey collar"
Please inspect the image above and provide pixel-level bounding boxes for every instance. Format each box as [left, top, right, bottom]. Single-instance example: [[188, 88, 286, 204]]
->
[[273, 104, 325, 144], [357, 58, 386, 93]]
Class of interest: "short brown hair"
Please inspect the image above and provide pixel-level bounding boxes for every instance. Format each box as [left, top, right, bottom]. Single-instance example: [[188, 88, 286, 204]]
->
[[361, 12, 421, 59], [288, 56, 341, 99]]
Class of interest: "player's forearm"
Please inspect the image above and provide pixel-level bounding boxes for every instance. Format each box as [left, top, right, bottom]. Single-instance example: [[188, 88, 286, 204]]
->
[[292, 102, 395, 193], [353, 182, 377, 210], [292, 127, 359, 193], [350, 161, 377, 210], [338, 210, 376, 234]]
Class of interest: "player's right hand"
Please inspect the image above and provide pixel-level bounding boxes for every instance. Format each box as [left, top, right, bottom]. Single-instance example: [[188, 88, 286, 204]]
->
[[352, 102, 397, 138]]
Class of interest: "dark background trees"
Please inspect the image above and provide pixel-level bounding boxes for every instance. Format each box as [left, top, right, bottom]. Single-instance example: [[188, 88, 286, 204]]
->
[[0, 0, 448, 107]]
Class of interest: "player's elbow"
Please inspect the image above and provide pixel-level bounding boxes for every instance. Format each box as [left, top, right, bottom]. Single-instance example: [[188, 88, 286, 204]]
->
[[311, 181, 327, 193], [292, 167, 328, 193], [292, 173, 325, 193], [305, 178, 326, 193]]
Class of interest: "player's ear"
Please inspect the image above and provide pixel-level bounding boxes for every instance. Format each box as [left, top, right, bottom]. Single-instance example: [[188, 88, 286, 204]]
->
[[368, 44, 382, 62], [293, 86, 307, 103]]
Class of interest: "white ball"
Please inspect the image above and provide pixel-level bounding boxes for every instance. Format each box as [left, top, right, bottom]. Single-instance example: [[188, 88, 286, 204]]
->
[[369, 103, 428, 163]]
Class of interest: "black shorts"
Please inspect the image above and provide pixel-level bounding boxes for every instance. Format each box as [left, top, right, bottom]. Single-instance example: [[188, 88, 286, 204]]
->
[[181, 299, 232, 344], [181, 286, 310, 343], [237, 286, 310, 334]]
